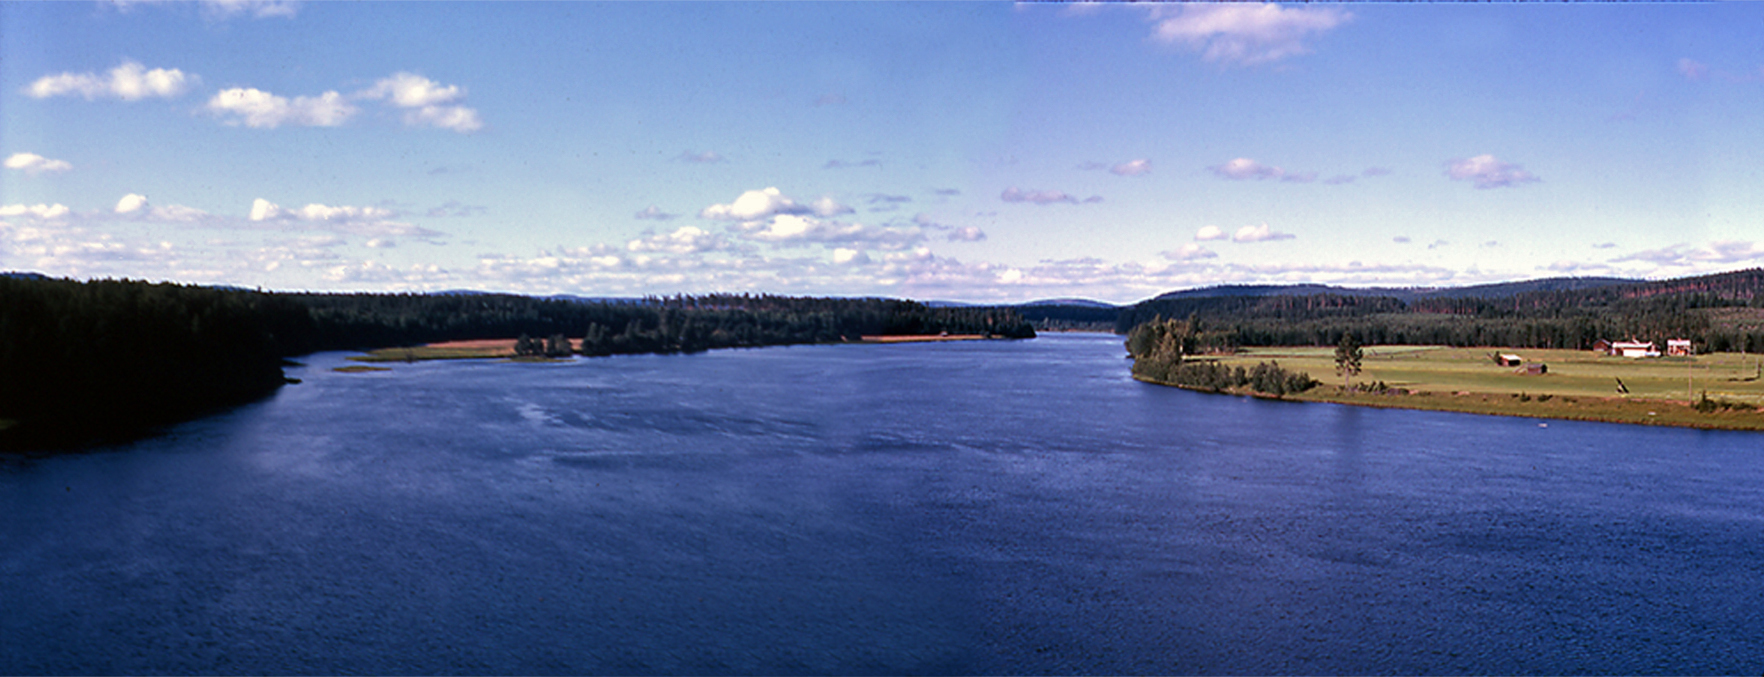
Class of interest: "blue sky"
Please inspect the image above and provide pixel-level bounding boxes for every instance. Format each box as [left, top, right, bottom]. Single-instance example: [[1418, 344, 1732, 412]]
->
[[4, 1, 1763, 304]]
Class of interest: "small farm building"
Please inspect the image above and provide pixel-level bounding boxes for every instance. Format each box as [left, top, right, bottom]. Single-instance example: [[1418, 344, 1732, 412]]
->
[[1612, 340, 1660, 358], [1667, 339, 1694, 357]]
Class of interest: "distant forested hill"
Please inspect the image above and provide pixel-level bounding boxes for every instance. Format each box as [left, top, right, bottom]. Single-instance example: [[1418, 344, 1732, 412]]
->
[[1118, 269, 1764, 353]]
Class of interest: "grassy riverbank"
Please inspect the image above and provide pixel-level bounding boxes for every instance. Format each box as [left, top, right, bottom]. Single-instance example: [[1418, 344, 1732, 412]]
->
[[1164, 345, 1764, 430]]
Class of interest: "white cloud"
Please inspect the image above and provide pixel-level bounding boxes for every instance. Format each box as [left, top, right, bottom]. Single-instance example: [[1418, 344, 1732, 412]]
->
[[401, 104, 483, 133], [0, 203, 71, 219], [701, 187, 804, 221], [1162, 243, 1218, 261], [1149, 4, 1351, 66], [358, 73, 482, 133], [26, 60, 195, 100], [1613, 241, 1764, 267], [1209, 157, 1285, 180], [107, 0, 299, 19], [109, 193, 211, 222], [810, 196, 853, 217], [1110, 159, 1153, 176], [361, 72, 461, 108], [115, 194, 150, 214], [1000, 187, 1103, 205], [626, 226, 736, 255], [1231, 223, 1295, 243], [946, 226, 986, 242], [4, 152, 73, 175], [247, 198, 439, 239], [1392, 236, 1411, 244], [635, 206, 678, 221], [832, 248, 870, 265], [1194, 225, 1226, 241], [1445, 154, 1540, 189], [699, 187, 847, 221], [207, 88, 356, 128], [248, 198, 393, 222], [732, 214, 924, 251]]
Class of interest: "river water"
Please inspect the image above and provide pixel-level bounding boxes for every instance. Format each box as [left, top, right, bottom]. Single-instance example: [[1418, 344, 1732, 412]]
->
[[3, 334, 1762, 674]]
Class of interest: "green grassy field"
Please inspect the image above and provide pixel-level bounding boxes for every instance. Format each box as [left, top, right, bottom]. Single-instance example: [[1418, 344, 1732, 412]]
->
[[347, 345, 514, 363], [1184, 346, 1764, 430]]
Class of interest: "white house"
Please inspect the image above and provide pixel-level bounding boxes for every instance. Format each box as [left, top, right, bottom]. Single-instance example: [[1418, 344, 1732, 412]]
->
[[1667, 339, 1694, 357], [1611, 340, 1660, 358]]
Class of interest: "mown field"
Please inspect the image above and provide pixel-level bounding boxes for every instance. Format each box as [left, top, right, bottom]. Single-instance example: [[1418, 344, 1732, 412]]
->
[[1193, 346, 1764, 430]]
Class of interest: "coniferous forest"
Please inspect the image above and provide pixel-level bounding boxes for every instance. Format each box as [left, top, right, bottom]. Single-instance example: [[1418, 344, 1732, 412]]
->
[[1115, 268, 1764, 355], [0, 276, 1032, 449]]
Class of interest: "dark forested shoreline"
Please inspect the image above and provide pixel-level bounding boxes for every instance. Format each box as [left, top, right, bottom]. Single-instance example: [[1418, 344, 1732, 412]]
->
[[0, 276, 1033, 450]]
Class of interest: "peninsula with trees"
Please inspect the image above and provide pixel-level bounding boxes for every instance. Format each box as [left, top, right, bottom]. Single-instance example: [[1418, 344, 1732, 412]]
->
[[1120, 268, 1764, 430]]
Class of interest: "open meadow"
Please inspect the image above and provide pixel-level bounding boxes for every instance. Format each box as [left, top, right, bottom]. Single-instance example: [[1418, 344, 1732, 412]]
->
[[1200, 346, 1764, 430]]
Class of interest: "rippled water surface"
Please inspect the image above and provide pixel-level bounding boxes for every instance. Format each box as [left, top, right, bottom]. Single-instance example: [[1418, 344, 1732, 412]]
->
[[5, 334, 1763, 674]]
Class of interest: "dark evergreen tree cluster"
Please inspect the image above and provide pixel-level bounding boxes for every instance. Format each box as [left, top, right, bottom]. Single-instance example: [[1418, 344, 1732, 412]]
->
[[1124, 316, 1318, 396], [1, 276, 312, 448]]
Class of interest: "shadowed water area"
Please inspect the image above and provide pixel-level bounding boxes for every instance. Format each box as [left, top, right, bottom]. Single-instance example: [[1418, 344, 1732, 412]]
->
[[4, 334, 1762, 674]]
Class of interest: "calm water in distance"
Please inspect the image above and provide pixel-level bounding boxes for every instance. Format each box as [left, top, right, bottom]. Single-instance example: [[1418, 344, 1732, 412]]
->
[[4, 334, 1763, 674]]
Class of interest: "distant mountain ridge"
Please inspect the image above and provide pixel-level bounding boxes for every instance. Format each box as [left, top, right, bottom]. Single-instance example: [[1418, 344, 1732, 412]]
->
[[1152, 277, 1640, 304]]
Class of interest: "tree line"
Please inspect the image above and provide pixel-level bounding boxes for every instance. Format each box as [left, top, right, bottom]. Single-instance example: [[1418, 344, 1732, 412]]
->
[[1, 277, 1034, 449], [1117, 268, 1764, 354], [1124, 316, 1319, 396]]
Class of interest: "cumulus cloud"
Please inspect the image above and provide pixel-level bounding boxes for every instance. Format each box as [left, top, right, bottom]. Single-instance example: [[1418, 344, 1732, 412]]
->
[[634, 206, 679, 221], [1195, 225, 1226, 241], [0, 203, 71, 219], [676, 150, 725, 164], [249, 198, 393, 222], [700, 187, 849, 221], [4, 152, 72, 175], [946, 226, 986, 242], [358, 72, 481, 133], [626, 226, 736, 255], [1445, 154, 1540, 189], [1162, 243, 1218, 261], [109, 194, 211, 222], [1612, 241, 1764, 267], [248, 198, 440, 239], [832, 248, 870, 265], [26, 60, 195, 101], [1231, 223, 1295, 243], [207, 88, 356, 128], [115, 194, 150, 214], [1209, 157, 1287, 180], [1110, 159, 1152, 176], [1148, 4, 1351, 66], [1000, 188, 1102, 205], [732, 214, 923, 251]]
